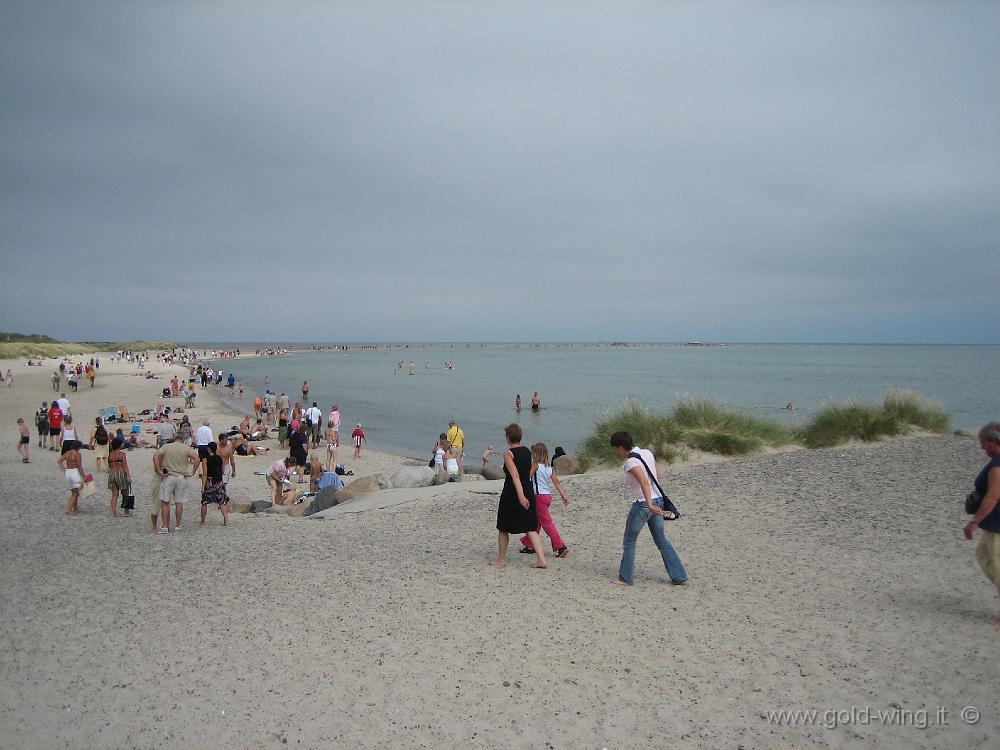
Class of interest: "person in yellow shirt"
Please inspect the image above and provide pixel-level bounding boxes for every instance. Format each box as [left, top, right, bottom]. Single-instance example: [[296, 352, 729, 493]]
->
[[446, 419, 465, 472]]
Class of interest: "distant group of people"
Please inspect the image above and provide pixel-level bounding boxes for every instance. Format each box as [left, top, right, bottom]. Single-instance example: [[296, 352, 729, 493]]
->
[[514, 392, 541, 412]]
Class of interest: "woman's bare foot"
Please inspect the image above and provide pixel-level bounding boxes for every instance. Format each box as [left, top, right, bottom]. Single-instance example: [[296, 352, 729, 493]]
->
[[614, 579, 631, 587], [199, 522, 206, 527], [530, 562, 548, 569], [488, 559, 506, 567], [987, 616, 1000, 627]]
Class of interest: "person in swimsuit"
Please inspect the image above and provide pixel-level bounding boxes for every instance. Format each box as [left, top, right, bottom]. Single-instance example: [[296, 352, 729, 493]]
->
[[324, 423, 338, 471], [200, 441, 231, 527], [58, 441, 86, 515], [107, 437, 132, 517], [530, 392, 541, 411], [514, 394, 521, 412], [16, 418, 31, 463]]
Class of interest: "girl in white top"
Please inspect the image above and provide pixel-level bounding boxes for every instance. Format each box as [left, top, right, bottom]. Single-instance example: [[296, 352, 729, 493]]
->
[[519, 442, 570, 558], [433, 433, 447, 471], [59, 415, 78, 454]]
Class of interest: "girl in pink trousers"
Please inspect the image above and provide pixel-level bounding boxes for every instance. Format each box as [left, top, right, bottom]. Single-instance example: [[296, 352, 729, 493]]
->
[[520, 443, 570, 558]]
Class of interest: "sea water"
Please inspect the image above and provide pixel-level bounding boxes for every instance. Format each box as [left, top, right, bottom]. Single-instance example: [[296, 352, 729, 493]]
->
[[188, 344, 999, 461]]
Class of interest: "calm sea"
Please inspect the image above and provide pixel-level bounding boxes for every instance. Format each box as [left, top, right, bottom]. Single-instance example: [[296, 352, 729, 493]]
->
[[185, 344, 999, 461]]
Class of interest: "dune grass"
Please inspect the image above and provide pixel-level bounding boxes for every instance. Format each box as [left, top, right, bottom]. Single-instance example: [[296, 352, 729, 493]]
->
[[580, 389, 950, 469], [0, 340, 177, 359], [798, 388, 949, 448], [579, 396, 794, 469]]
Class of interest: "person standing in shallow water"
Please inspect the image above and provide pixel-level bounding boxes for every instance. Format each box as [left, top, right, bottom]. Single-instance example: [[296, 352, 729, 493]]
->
[[489, 423, 547, 570], [963, 422, 1000, 626], [610, 430, 687, 586]]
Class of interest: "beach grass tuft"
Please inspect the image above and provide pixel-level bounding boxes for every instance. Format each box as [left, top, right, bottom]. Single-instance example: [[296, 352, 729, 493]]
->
[[0, 340, 177, 359], [580, 397, 793, 468], [796, 388, 949, 448], [882, 387, 949, 433], [580, 389, 950, 468]]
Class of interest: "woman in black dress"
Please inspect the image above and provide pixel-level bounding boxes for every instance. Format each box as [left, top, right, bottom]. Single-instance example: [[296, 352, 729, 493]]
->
[[200, 441, 231, 527], [490, 424, 548, 569]]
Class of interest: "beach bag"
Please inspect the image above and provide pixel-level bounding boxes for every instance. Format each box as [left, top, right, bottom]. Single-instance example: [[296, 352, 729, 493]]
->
[[80, 474, 97, 498], [628, 452, 681, 520], [965, 490, 982, 515], [121, 484, 135, 510]]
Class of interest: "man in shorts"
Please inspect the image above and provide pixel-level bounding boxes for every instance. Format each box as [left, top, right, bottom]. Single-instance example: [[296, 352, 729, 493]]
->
[[149, 450, 164, 533], [306, 402, 323, 448], [447, 419, 465, 472], [153, 431, 199, 533], [36, 401, 50, 448]]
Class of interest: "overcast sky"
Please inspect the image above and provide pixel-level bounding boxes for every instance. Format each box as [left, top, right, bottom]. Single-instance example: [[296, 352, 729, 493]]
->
[[1, 2, 998, 344]]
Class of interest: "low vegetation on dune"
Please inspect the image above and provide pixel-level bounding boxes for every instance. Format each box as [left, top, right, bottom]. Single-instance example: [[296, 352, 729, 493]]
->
[[0, 334, 177, 360], [798, 388, 949, 448], [580, 389, 950, 469]]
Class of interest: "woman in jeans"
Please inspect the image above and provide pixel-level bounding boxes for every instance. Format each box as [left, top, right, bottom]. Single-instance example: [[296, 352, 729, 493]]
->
[[610, 431, 687, 586]]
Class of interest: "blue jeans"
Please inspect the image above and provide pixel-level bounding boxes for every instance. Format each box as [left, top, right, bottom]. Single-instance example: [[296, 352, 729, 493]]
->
[[618, 500, 688, 584]]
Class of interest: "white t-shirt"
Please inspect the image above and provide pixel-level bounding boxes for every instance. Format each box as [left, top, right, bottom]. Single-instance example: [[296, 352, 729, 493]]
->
[[434, 447, 445, 467], [533, 464, 553, 495], [623, 447, 661, 502], [195, 425, 213, 446], [57, 397, 70, 413], [269, 460, 290, 480], [306, 407, 322, 425]]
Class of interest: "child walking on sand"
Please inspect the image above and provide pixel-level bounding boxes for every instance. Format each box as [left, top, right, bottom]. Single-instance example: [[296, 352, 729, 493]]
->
[[520, 443, 570, 558], [351, 424, 366, 458]]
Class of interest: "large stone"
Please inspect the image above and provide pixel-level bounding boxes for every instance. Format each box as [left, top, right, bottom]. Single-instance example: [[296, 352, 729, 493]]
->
[[232, 501, 254, 514], [332, 475, 381, 504], [387, 465, 436, 489], [462, 465, 485, 476], [481, 465, 505, 481], [288, 501, 310, 517], [249, 500, 273, 513], [304, 486, 339, 516], [432, 469, 450, 486], [553, 454, 580, 475], [461, 473, 482, 482]]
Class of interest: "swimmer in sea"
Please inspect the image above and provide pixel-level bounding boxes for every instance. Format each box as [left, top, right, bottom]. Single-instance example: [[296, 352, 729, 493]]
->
[[515, 394, 521, 412], [531, 392, 540, 411]]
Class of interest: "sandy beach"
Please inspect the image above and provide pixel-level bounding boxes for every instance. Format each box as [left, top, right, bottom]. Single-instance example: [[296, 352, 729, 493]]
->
[[0, 353, 997, 749]]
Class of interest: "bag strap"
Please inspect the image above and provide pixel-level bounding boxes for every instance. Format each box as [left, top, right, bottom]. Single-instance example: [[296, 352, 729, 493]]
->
[[628, 451, 667, 499]]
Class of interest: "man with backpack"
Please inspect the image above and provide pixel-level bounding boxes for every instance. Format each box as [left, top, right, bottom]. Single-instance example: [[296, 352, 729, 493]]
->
[[36, 402, 50, 448]]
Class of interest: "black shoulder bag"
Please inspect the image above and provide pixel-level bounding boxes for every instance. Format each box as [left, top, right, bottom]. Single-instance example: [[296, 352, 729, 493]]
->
[[629, 451, 681, 520]]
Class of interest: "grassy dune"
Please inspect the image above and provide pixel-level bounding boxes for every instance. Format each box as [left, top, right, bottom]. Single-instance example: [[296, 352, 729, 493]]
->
[[0, 340, 177, 359], [580, 389, 950, 469]]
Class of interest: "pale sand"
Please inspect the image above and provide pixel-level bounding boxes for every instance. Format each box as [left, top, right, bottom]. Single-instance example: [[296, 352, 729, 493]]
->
[[0, 354, 997, 748]]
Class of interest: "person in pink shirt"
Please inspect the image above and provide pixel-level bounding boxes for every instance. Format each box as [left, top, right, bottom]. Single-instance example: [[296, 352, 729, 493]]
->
[[267, 456, 298, 505]]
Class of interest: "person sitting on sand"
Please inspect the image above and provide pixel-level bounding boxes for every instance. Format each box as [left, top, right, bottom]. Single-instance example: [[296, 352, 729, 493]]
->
[[444, 442, 460, 482], [249, 418, 269, 441], [238, 415, 252, 438], [963, 422, 1000, 626], [58, 440, 86, 515], [267, 456, 299, 506], [230, 434, 267, 456]]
